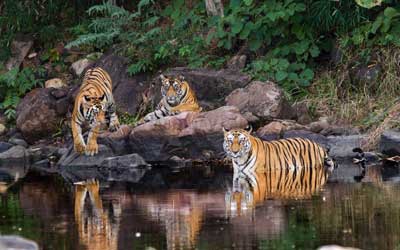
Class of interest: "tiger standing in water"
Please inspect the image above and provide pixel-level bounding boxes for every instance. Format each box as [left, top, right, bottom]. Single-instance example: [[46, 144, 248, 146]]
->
[[222, 127, 336, 175], [71, 67, 120, 155], [138, 74, 201, 124]]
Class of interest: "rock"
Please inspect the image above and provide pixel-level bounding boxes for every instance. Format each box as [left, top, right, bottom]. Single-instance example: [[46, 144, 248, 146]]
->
[[0, 123, 6, 136], [58, 144, 113, 167], [0, 142, 13, 154], [130, 106, 248, 161], [283, 130, 329, 149], [225, 80, 294, 122], [257, 120, 307, 137], [5, 38, 34, 70], [27, 145, 59, 163], [71, 58, 94, 76], [28, 52, 37, 59], [8, 138, 28, 148], [45, 78, 66, 89], [291, 101, 312, 125], [226, 55, 247, 70], [327, 134, 366, 159], [0, 236, 38, 250], [156, 67, 252, 110], [318, 245, 361, 250], [16, 88, 69, 143], [308, 116, 330, 133], [90, 53, 149, 115], [100, 153, 148, 168], [379, 130, 400, 156], [0, 145, 29, 162], [351, 64, 381, 84], [320, 126, 361, 136]]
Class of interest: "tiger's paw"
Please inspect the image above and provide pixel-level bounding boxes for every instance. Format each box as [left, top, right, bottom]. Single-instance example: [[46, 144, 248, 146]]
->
[[74, 142, 86, 155], [85, 142, 99, 156], [86, 179, 99, 193]]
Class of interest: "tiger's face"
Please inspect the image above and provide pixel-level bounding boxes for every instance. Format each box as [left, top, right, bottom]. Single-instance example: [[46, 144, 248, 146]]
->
[[82, 94, 106, 127], [160, 74, 187, 106], [223, 128, 252, 160]]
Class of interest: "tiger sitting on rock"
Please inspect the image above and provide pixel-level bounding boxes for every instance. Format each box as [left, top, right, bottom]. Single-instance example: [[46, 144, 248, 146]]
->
[[138, 74, 201, 125]]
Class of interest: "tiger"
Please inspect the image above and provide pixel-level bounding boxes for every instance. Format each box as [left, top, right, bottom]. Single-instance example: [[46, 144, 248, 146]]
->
[[74, 179, 120, 250], [223, 127, 336, 175], [225, 162, 331, 217], [71, 67, 120, 156], [138, 74, 201, 124]]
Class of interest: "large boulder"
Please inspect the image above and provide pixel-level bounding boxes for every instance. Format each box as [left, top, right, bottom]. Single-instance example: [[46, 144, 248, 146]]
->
[[130, 106, 248, 161], [152, 67, 252, 110], [16, 88, 69, 143], [5, 38, 33, 70], [225, 80, 294, 122], [379, 130, 400, 156], [0, 145, 29, 163]]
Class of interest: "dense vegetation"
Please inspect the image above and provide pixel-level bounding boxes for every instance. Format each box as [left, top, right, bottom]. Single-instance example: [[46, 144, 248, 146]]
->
[[1, 0, 400, 129]]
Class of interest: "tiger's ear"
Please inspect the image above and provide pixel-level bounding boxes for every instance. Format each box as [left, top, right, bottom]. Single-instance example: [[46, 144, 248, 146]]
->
[[160, 74, 167, 82], [245, 125, 252, 133], [100, 94, 106, 101], [222, 126, 228, 134], [178, 75, 185, 81]]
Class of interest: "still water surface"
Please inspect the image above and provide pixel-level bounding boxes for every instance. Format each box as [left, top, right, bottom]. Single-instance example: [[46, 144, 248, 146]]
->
[[0, 161, 400, 250]]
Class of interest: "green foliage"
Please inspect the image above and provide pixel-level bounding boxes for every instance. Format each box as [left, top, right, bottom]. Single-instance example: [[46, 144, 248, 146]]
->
[[0, 67, 45, 120], [355, 0, 383, 8]]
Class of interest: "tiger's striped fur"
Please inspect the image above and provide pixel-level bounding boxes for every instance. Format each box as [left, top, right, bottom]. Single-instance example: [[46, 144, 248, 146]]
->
[[71, 67, 120, 155], [223, 128, 336, 175], [225, 162, 331, 216], [139, 75, 201, 124]]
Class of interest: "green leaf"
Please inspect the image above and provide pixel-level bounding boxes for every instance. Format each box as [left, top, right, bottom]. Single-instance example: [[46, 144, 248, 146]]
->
[[244, 0, 253, 6], [275, 71, 288, 81], [383, 7, 400, 19], [249, 38, 262, 51], [354, 0, 382, 9], [371, 15, 383, 34], [300, 68, 314, 81], [239, 22, 253, 39], [231, 20, 244, 34]]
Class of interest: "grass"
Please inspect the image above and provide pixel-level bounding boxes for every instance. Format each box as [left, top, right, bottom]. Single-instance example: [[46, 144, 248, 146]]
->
[[304, 47, 400, 149]]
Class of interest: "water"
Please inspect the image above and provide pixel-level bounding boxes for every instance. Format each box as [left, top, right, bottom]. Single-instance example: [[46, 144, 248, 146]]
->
[[0, 161, 400, 250]]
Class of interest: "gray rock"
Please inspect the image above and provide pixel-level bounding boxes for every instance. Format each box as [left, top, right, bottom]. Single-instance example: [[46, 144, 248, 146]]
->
[[71, 58, 94, 76], [5, 38, 34, 70], [327, 135, 366, 159], [379, 130, 400, 156], [257, 120, 307, 137], [291, 101, 312, 125], [100, 154, 148, 168], [308, 116, 330, 133], [8, 138, 28, 148], [0, 142, 13, 153], [351, 64, 381, 84], [226, 55, 247, 70], [58, 144, 113, 167], [16, 88, 69, 143], [0, 236, 38, 250], [225, 80, 294, 122], [283, 130, 329, 149], [0, 145, 29, 162]]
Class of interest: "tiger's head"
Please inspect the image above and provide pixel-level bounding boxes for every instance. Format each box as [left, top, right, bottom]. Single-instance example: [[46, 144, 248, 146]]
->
[[223, 127, 253, 161], [82, 93, 107, 127], [160, 74, 188, 106]]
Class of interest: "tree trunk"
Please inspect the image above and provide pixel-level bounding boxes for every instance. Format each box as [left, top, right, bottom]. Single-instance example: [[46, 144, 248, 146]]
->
[[205, 0, 224, 17]]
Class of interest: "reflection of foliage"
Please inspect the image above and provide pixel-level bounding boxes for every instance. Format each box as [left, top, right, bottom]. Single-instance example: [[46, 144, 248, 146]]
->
[[0, 193, 40, 239], [259, 209, 320, 250]]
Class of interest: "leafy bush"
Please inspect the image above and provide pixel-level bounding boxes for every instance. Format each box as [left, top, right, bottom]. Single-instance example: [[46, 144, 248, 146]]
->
[[0, 67, 46, 120]]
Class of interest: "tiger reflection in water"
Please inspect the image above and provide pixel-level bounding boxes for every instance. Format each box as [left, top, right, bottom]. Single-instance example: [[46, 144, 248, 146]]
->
[[222, 127, 335, 216], [74, 179, 121, 250]]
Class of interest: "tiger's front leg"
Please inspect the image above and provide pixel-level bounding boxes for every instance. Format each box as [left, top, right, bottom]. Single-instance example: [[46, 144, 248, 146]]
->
[[107, 103, 120, 132], [85, 124, 101, 156], [71, 121, 86, 154]]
